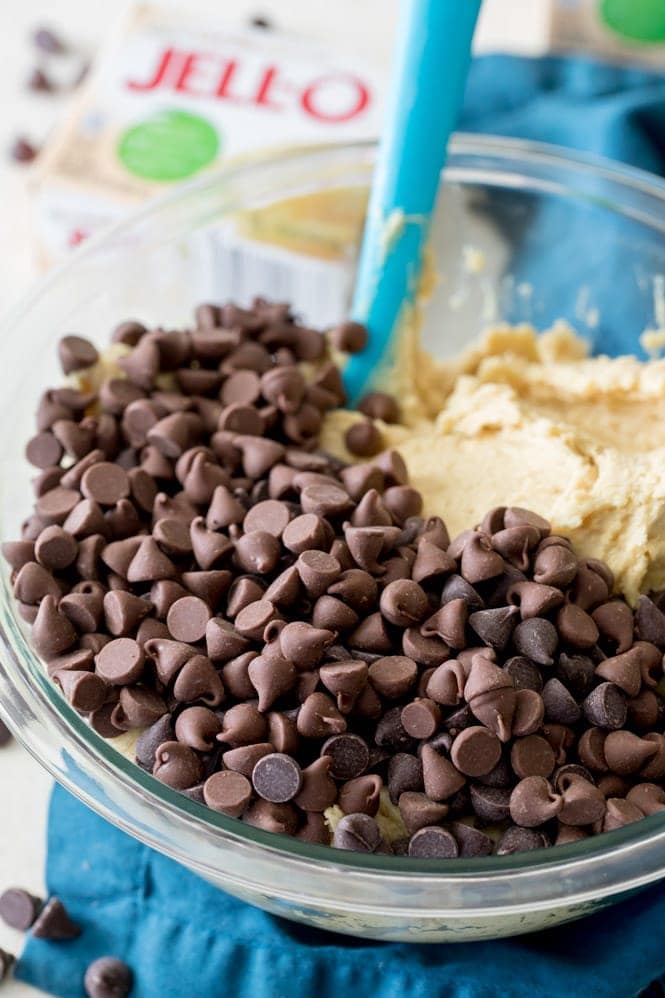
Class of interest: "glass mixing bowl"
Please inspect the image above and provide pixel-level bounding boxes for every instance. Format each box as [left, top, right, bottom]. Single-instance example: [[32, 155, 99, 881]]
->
[[1, 136, 665, 943]]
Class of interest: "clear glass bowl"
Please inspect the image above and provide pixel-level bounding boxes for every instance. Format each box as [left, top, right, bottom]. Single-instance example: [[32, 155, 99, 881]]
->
[[1, 136, 665, 943]]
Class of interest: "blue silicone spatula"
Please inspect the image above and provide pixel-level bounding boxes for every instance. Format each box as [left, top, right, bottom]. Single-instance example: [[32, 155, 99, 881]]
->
[[343, 0, 482, 402]]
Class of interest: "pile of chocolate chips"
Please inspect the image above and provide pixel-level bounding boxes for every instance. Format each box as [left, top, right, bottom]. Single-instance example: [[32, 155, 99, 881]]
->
[[5, 298, 665, 860]]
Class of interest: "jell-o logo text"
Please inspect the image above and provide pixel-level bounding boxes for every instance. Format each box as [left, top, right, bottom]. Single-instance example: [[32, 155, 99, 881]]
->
[[127, 47, 372, 124]]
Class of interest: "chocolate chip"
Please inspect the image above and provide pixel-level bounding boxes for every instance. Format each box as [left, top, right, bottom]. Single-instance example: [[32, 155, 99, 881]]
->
[[32, 897, 81, 940], [556, 653, 596, 700], [58, 335, 99, 374], [333, 813, 381, 852], [33, 26, 66, 53], [583, 682, 627, 730], [451, 822, 493, 857], [408, 826, 458, 858], [0, 888, 42, 930], [321, 733, 369, 779], [513, 617, 558, 665], [451, 727, 502, 777], [503, 655, 543, 692], [84, 956, 133, 998], [401, 699, 441, 739], [541, 677, 581, 725], [11, 136, 38, 163], [387, 752, 423, 803], [470, 784, 512, 823], [94, 638, 144, 686], [636, 595, 665, 647], [368, 656, 418, 699], [167, 596, 211, 643], [421, 743, 465, 801], [252, 752, 302, 802], [135, 715, 174, 771], [511, 735, 556, 779], [294, 757, 337, 811], [510, 776, 562, 827], [153, 741, 203, 789], [329, 320, 368, 354], [345, 421, 383, 457], [468, 606, 518, 650], [496, 826, 548, 855], [358, 391, 400, 424]]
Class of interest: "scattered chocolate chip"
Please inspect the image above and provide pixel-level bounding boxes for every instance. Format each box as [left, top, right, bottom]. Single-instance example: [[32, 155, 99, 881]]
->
[[84, 957, 133, 998], [0, 888, 42, 930], [32, 897, 81, 940], [11, 136, 39, 163]]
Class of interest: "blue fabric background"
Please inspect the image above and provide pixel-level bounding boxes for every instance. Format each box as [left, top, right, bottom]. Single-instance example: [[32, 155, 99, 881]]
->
[[15, 53, 665, 997]]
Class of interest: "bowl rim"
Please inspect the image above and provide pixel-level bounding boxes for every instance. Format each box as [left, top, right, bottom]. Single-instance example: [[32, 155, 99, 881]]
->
[[2, 133, 665, 900]]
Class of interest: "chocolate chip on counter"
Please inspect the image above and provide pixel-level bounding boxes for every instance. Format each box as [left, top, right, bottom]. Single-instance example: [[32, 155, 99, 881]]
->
[[84, 956, 133, 998], [333, 813, 381, 852], [408, 826, 459, 858], [32, 897, 81, 940], [33, 25, 66, 53], [0, 888, 42, 930], [11, 136, 39, 163], [0, 947, 14, 982], [203, 770, 252, 818]]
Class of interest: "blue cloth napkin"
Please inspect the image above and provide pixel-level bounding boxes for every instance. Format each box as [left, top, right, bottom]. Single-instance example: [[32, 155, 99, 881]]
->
[[15, 785, 665, 998], [15, 53, 665, 998]]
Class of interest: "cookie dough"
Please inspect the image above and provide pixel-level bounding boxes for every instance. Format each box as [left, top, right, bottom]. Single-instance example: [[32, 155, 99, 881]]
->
[[320, 321, 665, 605]]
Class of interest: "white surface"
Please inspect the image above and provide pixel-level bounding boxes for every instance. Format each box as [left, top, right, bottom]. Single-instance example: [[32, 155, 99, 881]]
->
[[0, 2, 540, 994]]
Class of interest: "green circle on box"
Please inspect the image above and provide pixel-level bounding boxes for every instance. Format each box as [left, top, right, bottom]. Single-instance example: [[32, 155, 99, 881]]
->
[[118, 109, 220, 181], [600, 0, 665, 42]]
